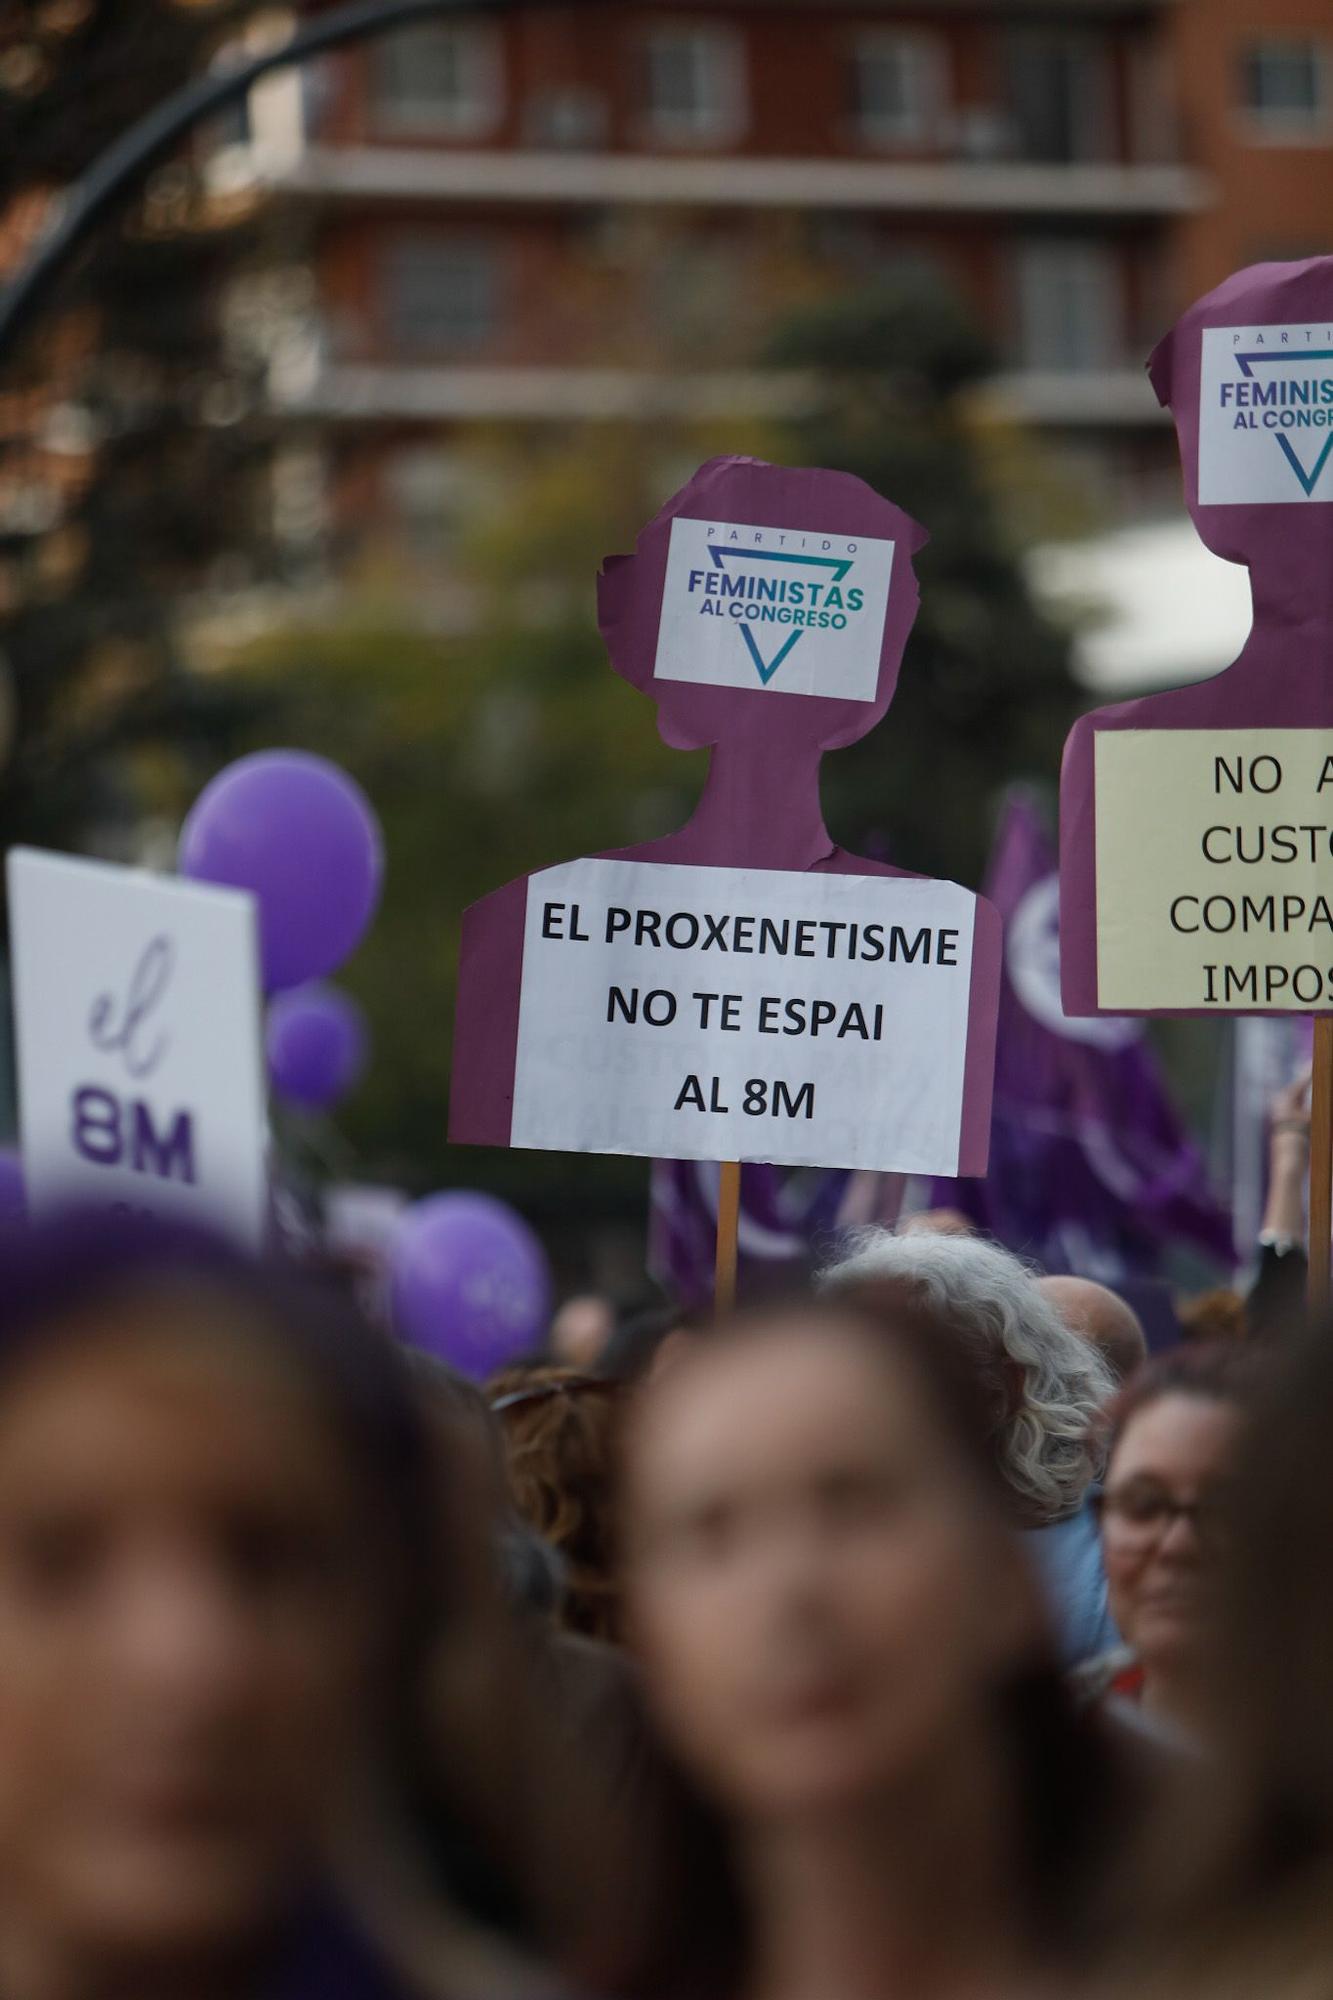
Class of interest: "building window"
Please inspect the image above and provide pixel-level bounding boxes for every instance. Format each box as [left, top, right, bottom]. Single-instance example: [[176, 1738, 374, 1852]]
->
[[1126, 41, 1179, 165], [382, 237, 499, 354], [849, 32, 947, 147], [524, 86, 609, 150], [1005, 29, 1113, 162], [1240, 39, 1331, 138], [647, 239, 746, 354], [1015, 241, 1122, 373], [374, 22, 503, 138], [385, 447, 475, 561], [641, 23, 746, 146]]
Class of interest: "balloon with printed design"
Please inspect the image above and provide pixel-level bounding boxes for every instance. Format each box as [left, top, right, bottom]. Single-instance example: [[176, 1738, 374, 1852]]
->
[[391, 1192, 553, 1380]]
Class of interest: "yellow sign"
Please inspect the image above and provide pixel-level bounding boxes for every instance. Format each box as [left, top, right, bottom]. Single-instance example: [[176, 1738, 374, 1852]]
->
[[1094, 729, 1333, 1010]]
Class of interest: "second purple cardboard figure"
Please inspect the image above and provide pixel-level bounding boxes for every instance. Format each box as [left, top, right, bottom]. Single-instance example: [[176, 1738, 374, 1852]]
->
[[450, 456, 1000, 1179], [1062, 256, 1333, 1019]]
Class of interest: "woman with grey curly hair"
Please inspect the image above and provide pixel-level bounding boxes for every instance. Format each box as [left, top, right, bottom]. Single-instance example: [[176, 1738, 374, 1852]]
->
[[823, 1229, 1118, 1665]]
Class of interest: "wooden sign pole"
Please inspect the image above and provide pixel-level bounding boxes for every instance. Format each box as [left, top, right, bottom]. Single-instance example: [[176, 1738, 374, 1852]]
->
[[1309, 1019, 1333, 1314], [714, 1160, 742, 1315]]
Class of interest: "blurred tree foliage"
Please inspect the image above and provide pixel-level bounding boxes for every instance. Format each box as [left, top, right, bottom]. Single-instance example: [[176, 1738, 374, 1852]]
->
[[0, 0, 272, 868], [765, 277, 1079, 886], [225, 424, 735, 1221]]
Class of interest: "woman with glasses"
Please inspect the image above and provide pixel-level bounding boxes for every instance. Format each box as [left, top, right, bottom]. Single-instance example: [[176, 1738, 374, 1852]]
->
[[1109, 1328, 1333, 2000], [1087, 1347, 1263, 1747]]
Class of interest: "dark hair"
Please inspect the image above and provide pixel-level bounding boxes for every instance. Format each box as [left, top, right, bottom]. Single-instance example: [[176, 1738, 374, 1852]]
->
[[607, 1297, 1134, 1998], [1105, 1343, 1267, 1459], [407, 1347, 507, 1491], [600, 1304, 690, 1382]]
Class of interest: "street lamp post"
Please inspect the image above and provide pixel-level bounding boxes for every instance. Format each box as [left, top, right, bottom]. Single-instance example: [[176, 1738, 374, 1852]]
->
[[0, 0, 593, 365]]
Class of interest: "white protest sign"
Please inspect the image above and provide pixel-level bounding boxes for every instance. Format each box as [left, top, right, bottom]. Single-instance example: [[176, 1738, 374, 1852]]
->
[[1094, 729, 1333, 1010], [653, 518, 895, 700], [7, 849, 268, 1244], [1199, 323, 1333, 505], [511, 858, 978, 1174]]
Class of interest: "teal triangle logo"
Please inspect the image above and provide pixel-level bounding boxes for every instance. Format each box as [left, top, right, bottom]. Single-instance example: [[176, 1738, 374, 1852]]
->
[[706, 543, 856, 686], [1275, 431, 1333, 497], [738, 628, 802, 684], [1234, 349, 1333, 497]]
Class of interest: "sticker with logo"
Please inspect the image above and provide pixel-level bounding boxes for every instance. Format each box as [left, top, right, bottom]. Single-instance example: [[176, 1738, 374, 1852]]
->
[[1199, 323, 1333, 505], [653, 518, 896, 701]]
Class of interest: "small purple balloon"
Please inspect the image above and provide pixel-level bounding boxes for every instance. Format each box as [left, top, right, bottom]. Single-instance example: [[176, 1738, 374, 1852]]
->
[[0, 1148, 24, 1225], [267, 985, 368, 1113], [391, 1193, 553, 1381], [179, 751, 383, 992]]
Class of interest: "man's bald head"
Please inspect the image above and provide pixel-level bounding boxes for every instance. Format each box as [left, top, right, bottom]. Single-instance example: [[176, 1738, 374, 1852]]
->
[[1038, 1275, 1148, 1386]]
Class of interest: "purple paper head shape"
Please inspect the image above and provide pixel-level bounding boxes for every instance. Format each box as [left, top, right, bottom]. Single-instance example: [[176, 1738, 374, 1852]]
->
[[1149, 256, 1333, 589], [597, 456, 927, 760]]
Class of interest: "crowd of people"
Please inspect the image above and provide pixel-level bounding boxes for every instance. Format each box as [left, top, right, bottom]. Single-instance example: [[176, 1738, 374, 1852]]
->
[[0, 1182, 1323, 2000]]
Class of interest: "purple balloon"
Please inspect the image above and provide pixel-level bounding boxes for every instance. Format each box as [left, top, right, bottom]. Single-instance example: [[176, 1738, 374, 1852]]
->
[[267, 984, 368, 1112], [391, 1193, 552, 1381], [179, 751, 383, 992], [0, 1148, 24, 1225]]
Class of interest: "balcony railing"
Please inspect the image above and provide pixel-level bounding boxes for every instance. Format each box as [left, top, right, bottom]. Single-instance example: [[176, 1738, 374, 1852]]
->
[[266, 357, 1170, 427], [223, 141, 1207, 217]]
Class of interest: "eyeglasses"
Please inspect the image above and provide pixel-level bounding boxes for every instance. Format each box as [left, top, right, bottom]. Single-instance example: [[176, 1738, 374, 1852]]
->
[[1097, 1482, 1233, 1551], [490, 1376, 621, 1416]]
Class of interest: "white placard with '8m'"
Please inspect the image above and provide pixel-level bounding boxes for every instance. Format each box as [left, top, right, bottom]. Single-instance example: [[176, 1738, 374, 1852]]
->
[[8, 848, 268, 1245]]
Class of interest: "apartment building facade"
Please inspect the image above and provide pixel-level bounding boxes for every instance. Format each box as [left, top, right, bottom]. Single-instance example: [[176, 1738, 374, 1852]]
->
[[1172, 0, 1333, 297], [212, 0, 1332, 559]]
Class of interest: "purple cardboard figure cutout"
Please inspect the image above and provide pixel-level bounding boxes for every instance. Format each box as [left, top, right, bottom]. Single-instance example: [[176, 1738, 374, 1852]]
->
[[450, 456, 1001, 1176], [1062, 256, 1333, 1019]]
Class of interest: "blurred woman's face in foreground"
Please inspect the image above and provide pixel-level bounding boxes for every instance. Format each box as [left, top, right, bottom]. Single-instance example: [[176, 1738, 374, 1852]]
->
[[623, 1315, 1035, 1821], [1102, 1391, 1242, 1674], [0, 1287, 379, 1965]]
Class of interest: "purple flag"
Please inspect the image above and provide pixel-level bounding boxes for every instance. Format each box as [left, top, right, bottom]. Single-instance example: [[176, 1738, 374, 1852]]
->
[[650, 1160, 902, 1310], [930, 793, 1232, 1278]]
